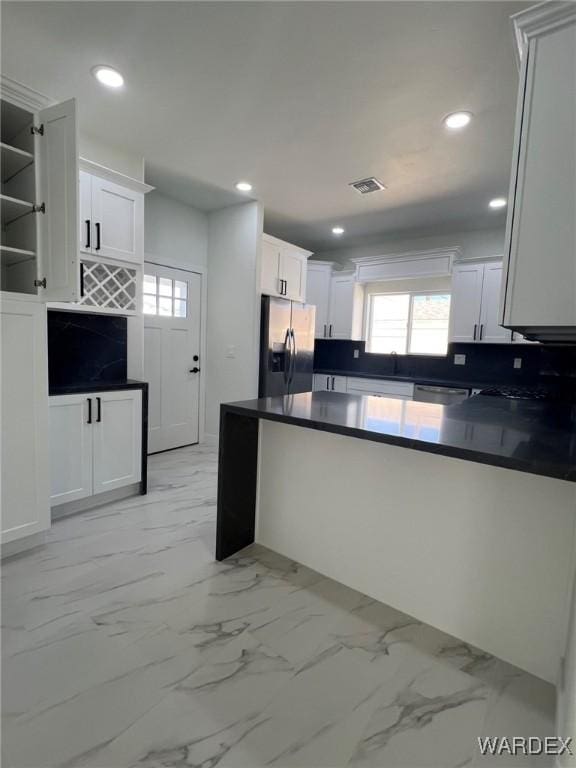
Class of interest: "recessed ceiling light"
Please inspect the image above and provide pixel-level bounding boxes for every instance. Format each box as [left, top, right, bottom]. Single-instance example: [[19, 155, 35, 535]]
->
[[443, 111, 473, 130], [489, 197, 507, 209], [235, 181, 252, 192], [332, 226, 345, 236], [92, 66, 124, 89]]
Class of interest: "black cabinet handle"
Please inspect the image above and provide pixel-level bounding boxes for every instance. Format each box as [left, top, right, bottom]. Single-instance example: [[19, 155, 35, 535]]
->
[[331, 376, 335, 391], [80, 262, 85, 298], [85, 220, 91, 249], [96, 396, 102, 422], [329, 324, 333, 338], [479, 324, 484, 340], [95, 222, 101, 251], [87, 398, 92, 424], [323, 324, 327, 338], [473, 324, 477, 341], [326, 376, 330, 390]]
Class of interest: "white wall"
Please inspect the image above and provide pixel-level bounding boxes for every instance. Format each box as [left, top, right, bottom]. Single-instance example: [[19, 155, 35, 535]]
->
[[145, 191, 208, 270], [79, 133, 145, 182], [205, 201, 263, 437], [313, 227, 505, 269], [558, 556, 576, 768]]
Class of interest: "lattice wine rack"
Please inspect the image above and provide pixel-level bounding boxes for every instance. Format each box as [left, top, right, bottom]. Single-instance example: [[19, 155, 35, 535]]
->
[[78, 259, 138, 312]]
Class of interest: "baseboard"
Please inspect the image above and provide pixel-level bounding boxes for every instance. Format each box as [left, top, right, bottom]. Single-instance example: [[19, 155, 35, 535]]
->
[[202, 433, 219, 446], [2, 532, 46, 560], [51, 483, 141, 520]]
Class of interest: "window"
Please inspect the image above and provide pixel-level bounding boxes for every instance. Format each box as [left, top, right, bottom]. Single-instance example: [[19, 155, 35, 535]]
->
[[143, 274, 188, 317], [366, 291, 451, 355]]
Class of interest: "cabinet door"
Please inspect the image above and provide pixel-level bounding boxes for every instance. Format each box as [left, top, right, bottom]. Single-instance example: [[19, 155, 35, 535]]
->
[[503, 20, 576, 328], [92, 390, 142, 494], [280, 248, 305, 302], [479, 263, 511, 343], [328, 276, 354, 338], [306, 266, 331, 338], [91, 176, 143, 264], [313, 374, 331, 391], [449, 264, 484, 342], [261, 240, 281, 297], [38, 98, 79, 302], [1, 299, 50, 544], [49, 395, 93, 505], [79, 170, 93, 254], [329, 375, 348, 393]]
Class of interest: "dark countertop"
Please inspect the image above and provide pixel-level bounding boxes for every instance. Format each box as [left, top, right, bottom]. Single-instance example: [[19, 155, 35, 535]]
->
[[49, 379, 148, 396], [315, 369, 503, 391], [222, 391, 576, 482]]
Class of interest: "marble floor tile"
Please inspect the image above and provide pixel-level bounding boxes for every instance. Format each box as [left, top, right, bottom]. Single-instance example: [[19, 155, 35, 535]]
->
[[2, 444, 557, 768]]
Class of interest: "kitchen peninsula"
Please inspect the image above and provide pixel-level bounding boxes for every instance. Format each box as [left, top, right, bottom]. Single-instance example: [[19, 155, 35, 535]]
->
[[217, 391, 576, 684]]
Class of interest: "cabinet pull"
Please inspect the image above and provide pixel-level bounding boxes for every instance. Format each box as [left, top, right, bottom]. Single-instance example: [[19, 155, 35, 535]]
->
[[87, 398, 92, 424], [326, 376, 330, 390], [85, 220, 91, 249], [323, 324, 327, 338], [479, 324, 484, 340], [331, 376, 335, 391], [473, 324, 477, 341], [329, 324, 333, 337], [96, 396, 102, 423], [80, 262, 85, 298], [95, 222, 101, 251]]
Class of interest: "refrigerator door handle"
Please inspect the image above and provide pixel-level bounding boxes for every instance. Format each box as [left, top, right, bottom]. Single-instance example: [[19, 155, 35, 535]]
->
[[283, 328, 291, 385], [289, 328, 297, 383]]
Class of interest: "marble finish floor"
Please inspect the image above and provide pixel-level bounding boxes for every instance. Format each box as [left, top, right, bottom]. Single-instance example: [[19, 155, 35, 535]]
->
[[2, 444, 556, 768]]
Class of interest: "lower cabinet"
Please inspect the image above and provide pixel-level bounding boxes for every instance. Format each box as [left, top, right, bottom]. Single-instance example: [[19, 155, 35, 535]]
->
[[1, 296, 50, 545], [49, 389, 142, 507], [313, 374, 347, 392], [346, 377, 414, 400]]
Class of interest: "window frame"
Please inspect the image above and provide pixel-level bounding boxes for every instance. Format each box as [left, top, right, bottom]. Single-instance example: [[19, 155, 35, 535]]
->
[[365, 289, 451, 356]]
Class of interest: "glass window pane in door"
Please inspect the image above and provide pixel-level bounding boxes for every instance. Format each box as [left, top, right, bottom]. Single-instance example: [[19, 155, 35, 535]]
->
[[143, 274, 157, 294], [143, 294, 157, 315], [159, 278, 173, 297], [174, 299, 187, 318], [174, 280, 188, 300], [159, 297, 172, 316]]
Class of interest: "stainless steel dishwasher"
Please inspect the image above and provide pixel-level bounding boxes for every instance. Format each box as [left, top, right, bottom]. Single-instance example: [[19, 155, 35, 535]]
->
[[413, 384, 470, 405]]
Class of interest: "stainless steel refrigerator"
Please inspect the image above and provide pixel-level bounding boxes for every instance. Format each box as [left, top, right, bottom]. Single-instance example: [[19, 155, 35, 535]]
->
[[259, 296, 315, 397]]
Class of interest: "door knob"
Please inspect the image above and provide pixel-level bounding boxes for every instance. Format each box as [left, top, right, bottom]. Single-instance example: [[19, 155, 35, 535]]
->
[[189, 367, 200, 373]]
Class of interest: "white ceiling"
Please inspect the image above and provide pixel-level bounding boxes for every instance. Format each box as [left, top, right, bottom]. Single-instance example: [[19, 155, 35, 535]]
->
[[2, 1, 527, 252]]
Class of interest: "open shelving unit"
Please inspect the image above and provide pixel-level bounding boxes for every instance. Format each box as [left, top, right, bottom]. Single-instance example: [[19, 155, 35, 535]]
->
[[1, 98, 38, 294]]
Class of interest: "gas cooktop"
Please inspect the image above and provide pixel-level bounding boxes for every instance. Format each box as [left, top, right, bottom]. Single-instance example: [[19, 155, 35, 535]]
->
[[479, 385, 576, 403]]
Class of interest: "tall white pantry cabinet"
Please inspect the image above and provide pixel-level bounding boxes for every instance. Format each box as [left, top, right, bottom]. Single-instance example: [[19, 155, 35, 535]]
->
[[1, 77, 79, 549]]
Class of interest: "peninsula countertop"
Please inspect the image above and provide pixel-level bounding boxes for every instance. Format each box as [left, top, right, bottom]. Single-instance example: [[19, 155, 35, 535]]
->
[[221, 391, 576, 482]]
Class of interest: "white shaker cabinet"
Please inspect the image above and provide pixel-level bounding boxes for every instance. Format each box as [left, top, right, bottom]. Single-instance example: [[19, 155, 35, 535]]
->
[[79, 169, 144, 264], [328, 272, 365, 340], [49, 389, 142, 508], [314, 374, 347, 392], [260, 233, 311, 303], [450, 262, 510, 344], [306, 261, 333, 338], [1, 297, 50, 545], [501, 5, 576, 341]]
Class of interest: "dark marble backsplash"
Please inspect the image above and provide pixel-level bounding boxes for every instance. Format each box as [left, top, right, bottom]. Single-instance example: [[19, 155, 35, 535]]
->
[[314, 339, 576, 386], [48, 310, 127, 389]]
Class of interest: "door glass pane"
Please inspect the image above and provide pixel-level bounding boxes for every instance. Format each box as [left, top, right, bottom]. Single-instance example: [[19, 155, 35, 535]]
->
[[143, 274, 157, 294], [409, 294, 451, 355], [174, 299, 187, 318], [174, 280, 187, 300], [143, 294, 157, 315], [159, 297, 172, 316], [159, 277, 173, 297]]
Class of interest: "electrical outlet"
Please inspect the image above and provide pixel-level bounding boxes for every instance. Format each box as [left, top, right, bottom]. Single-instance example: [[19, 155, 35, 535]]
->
[[353, 349, 360, 359], [454, 354, 466, 366], [513, 357, 522, 369]]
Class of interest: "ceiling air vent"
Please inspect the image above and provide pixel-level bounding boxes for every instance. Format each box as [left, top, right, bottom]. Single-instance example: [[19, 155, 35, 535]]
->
[[349, 177, 386, 195]]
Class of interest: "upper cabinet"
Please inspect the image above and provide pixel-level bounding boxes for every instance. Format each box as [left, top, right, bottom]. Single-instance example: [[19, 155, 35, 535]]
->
[[1, 79, 79, 302], [328, 271, 365, 340], [79, 167, 144, 264], [260, 233, 311, 303], [306, 261, 333, 338], [450, 261, 511, 344], [501, 4, 576, 342]]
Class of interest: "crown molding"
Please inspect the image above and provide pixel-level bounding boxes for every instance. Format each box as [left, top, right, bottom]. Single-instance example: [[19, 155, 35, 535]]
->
[[0, 75, 53, 111], [350, 246, 462, 267], [79, 157, 155, 195], [512, 1, 576, 63]]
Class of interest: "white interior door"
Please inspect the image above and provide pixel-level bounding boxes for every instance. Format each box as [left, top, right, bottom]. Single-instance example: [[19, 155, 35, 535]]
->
[[144, 264, 202, 454]]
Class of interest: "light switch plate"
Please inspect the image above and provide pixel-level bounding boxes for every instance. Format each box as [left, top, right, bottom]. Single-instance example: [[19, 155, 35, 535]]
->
[[353, 349, 360, 359], [454, 354, 466, 366], [514, 357, 522, 369]]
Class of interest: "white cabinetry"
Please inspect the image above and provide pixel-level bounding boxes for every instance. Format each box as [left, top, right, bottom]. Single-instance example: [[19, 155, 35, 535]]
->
[[260, 233, 311, 303], [1, 78, 79, 301], [80, 169, 144, 264], [1, 297, 50, 545], [306, 261, 333, 338], [450, 262, 510, 344], [49, 389, 142, 508], [501, 5, 576, 341], [346, 377, 414, 400], [328, 272, 365, 340], [313, 374, 347, 392]]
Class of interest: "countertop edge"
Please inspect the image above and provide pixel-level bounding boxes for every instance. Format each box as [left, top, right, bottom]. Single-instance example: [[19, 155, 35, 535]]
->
[[49, 380, 149, 396]]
